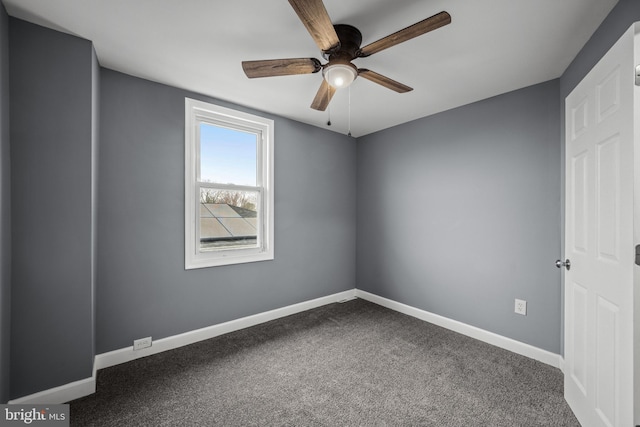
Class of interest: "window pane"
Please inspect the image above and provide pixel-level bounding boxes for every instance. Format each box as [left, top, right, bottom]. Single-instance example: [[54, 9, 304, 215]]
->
[[200, 123, 257, 186], [199, 188, 259, 251]]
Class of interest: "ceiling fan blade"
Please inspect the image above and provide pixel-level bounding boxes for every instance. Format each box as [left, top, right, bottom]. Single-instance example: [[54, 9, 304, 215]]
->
[[310, 79, 336, 111], [358, 11, 451, 57], [242, 58, 322, 78], [288, 0, 340, 52], [358, 69, 413, 93]]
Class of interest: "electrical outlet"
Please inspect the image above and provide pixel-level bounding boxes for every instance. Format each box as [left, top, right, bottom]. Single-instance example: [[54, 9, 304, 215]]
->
[[133, 337, 152, 351], [515, 299, 527, 316]]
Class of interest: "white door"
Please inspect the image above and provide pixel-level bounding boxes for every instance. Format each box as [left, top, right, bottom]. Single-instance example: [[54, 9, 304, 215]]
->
[[564, 23, 638, 427]]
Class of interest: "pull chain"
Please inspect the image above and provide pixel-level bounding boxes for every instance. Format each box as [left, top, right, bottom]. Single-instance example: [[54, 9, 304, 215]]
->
[[347, 86, 352, 137], [327, 84, 332, 126]]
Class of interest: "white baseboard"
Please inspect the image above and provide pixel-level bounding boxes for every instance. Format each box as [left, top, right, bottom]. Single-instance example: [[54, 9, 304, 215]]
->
[[95, 289, 357, 370], [9, 287, 563, 404], [355, 289, 562, 369], [8, 364, 96, 405], [7, 290, 356, 404]]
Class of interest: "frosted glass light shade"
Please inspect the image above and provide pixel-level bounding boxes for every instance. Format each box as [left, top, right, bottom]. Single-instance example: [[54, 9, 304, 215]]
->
[[323, 63, 357, 88]]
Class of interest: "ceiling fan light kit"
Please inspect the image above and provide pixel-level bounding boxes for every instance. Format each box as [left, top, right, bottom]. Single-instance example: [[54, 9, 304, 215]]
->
[[242, 0, 451, 113], [323, 62, 357, 88]]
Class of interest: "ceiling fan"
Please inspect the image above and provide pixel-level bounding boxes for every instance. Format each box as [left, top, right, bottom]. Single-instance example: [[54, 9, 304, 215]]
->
[[241, 0, 451, 111]]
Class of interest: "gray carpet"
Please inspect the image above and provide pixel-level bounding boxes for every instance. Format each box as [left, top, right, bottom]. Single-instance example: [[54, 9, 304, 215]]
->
[[70, 299, 580, 426]]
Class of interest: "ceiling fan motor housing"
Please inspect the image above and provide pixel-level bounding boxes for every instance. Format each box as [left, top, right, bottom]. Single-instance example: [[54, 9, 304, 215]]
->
[[324, 24, 363, 61], [322, 24, 363, 87]]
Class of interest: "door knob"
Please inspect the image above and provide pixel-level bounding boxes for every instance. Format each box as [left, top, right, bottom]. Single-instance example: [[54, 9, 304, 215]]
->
[[555, 259, 571, 270]]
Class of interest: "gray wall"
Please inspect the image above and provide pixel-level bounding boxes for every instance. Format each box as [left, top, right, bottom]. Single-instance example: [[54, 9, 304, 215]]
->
[[0, 1, 10, 404], [357, 80, 562, 353], [9, 19, 96, 399], [96, 70, 356, 353], [354, 0, 640, 359]]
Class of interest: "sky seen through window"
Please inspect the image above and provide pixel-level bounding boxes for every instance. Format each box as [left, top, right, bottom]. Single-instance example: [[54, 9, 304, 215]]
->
[[200, 123, 257, 186]]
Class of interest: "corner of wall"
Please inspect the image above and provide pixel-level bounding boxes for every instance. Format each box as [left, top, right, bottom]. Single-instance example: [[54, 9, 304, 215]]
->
[[8, 17, 96, 401], [90, 41, 100, 374], [0, 0, 12, 405]]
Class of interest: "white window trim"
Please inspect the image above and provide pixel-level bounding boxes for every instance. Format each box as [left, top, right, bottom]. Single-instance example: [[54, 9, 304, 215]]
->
[[185, 98, 274, 269]]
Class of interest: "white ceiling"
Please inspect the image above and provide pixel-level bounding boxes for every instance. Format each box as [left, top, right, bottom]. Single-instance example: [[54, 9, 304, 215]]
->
[[2, 0, 619, 137]]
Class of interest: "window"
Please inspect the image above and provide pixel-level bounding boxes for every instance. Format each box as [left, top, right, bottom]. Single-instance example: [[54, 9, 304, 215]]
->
[[185, 98, 274, 269]]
